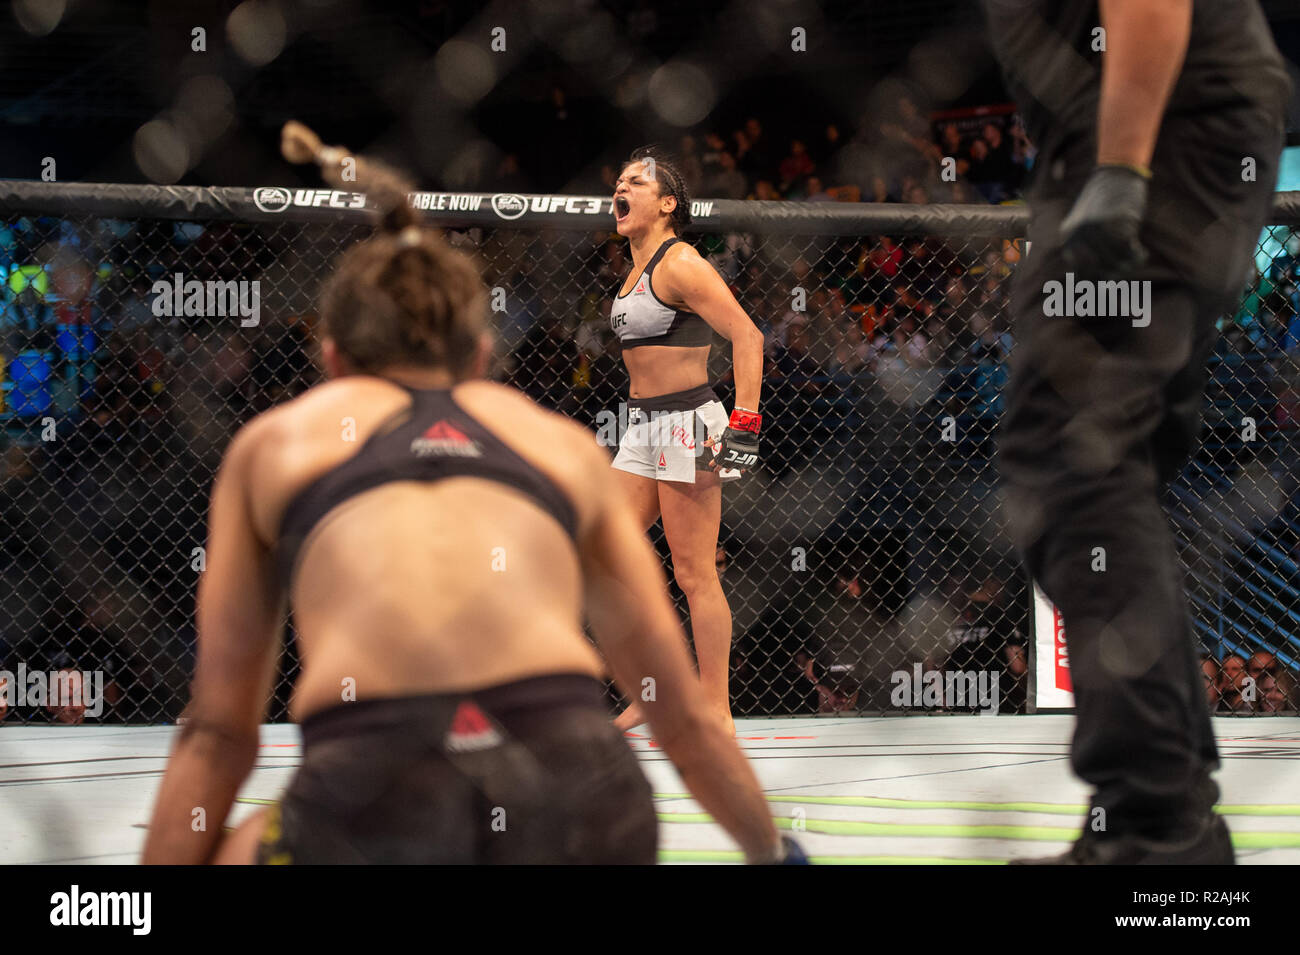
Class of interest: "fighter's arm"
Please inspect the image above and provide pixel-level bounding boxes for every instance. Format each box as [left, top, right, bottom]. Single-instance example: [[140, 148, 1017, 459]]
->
[[142, 417, 285, 864], [1095, 0, 1192, 170], [656, 245, 764, 413], [573, 436, 783, 863], [656, 246, 765, 471]]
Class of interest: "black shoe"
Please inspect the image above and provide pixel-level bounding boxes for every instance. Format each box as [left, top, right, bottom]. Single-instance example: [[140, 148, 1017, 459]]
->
[[1009, 814, 1234, 865]]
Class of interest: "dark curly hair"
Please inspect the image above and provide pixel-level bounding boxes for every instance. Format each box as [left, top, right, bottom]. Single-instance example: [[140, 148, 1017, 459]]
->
[[314, 152, 487, 377], [623, 146, 692, 233]]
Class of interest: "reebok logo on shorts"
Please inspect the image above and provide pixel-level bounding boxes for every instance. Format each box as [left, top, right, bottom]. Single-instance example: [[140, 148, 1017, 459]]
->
[[658, 452, 667, 469], [410, 420, 482, 458], [445, 700, 504, 752]]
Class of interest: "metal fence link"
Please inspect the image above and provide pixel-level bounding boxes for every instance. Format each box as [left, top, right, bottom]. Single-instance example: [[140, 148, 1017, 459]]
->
[[0, 200, 1296, 722]]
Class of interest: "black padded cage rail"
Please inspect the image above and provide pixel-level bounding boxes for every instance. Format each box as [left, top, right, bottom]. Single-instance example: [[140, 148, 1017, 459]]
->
[[0, 179, 1297, 723]]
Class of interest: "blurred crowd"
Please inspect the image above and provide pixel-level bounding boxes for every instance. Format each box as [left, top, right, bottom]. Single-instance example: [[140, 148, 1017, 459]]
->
[[486, 92, 1037, 207], [0, 99, 1297, 721], [1203, 651, 1300, 714]]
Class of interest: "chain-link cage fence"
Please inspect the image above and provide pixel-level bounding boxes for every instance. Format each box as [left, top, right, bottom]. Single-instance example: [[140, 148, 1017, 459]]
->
[[0, 183, 1298, 723]]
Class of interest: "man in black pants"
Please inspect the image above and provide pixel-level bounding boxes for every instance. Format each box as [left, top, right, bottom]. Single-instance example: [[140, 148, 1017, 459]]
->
[[983, 0, 1292, 863]]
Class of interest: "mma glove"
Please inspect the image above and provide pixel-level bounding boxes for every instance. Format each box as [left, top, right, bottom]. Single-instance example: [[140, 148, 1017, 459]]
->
[[711, 408, 761, 473], [1060, 163, 1151, 278]]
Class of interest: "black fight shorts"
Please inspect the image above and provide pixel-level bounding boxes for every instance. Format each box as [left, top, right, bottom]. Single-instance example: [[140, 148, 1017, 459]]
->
[[256, 673, 657, 864]]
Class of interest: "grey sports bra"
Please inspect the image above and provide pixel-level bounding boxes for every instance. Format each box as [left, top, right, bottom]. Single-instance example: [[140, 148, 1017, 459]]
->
[[610, 238, 713, 348]]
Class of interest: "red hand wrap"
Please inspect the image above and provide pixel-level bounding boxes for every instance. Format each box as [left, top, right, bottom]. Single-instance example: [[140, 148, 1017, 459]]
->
[[729, 409, 762, 433]]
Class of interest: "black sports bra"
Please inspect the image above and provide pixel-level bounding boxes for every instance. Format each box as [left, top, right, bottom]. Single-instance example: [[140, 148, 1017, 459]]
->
[[276, 386, 579, 587]]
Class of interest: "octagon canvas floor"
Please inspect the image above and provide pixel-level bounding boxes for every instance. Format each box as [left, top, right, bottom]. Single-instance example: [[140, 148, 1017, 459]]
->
[[2, 716, 1297, 864]]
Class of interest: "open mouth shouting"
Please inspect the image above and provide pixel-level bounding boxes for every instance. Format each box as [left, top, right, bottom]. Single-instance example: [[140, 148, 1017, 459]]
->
[[614, 195, 630, 223]]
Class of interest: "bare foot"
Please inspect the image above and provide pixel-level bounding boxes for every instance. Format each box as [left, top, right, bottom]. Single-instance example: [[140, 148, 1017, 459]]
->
[[614, 704, 648, 733]]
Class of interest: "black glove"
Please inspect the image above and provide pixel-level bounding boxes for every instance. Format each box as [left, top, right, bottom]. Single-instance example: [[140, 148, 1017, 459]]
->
[[1060, 164, 1150, 277], [709, 408, 761, 473]]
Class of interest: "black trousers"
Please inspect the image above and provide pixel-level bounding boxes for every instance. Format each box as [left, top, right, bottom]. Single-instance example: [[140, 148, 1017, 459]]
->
[[998, 102, 1285, 837]]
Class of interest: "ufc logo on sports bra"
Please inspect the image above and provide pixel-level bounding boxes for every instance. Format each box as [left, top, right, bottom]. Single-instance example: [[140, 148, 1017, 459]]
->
[[611, 310, 628, 331]]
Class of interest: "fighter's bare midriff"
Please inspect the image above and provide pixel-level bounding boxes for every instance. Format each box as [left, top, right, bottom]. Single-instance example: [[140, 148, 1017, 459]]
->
[[622, 343, 711, 399], [288, 479, 603, 721]]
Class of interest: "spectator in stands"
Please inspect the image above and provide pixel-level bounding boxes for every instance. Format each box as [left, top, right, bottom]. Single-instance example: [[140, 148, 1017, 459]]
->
[[574, 295, 612, 360], [897, 96, 932, 143], [771, 319, 824, 389], [858, 235, 904, 301], [966, 138, 1005, 203], [804, 176, 834, 202], [6, 284, 52, 349], [892, 310, 931, 368], [732, 128, 753, 174], [916, 314, 948, 365], [981, 122, 1017, 189], [937, 276, 975, 332], [739, 117, 776, 182], [700, 131, 728, 180], [1217, 654, 1252, 712], [891, 280, 927, 319], [804, 291, 842, 371], [751, 179, 780, 202], [117, 275, 156, 331], [1277, 297, 1300, 353], [46, 666, 87, 725], [942, 572, 1028, 713], [833, 316, 872, 374], [766, 286, 803, 356], [1247, 650, 1277, 683], [1008, 114, 1036, 177], [594, 237, 629, 288], [1258, 668, 1299, 712], [973, 271, 1008, 315], [947, 180, 978, 204], [778, 140, 815, 192], [702, 231, 754, 286], [705, 150, 748, 200], [811, 123, 842, 167], [968, 311, 1013, 364], [940, 122, 963, 161], [796, 564, 886, 713], [869, 175, 894, 203], [803, 655, 862, 714], [1199, 655, 1221, 709], [901, 237, 953, 302]]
